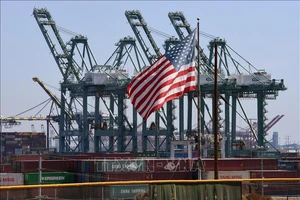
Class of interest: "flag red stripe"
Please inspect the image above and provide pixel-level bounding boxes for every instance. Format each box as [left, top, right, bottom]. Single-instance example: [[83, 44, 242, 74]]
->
[[141, 75, 195, 119], [144, 86, 196, 120], [131, 60, 173, 106], [137, 66, 195, 115], [127, 56, 167, 94]]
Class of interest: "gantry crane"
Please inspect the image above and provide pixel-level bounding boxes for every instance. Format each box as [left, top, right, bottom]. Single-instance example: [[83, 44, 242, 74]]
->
[[32, 8, 287, 156], [168, 11, 287, 157], [168, 12, 228, 155], [125, 10, 179, 152], [91, 36, 150, 153], [33, 8, 100, 153]]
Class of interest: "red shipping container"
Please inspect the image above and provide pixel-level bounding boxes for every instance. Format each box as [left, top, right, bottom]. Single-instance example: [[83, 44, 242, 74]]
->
[[10, 154, 47, 162], [151, 171, 194, 180], [102, 152, 136, 159], [250, 170, 299, 178], [244, 158, 278, 170], [13, 160, 78, 173], [102, 172, 151, 182], [0, 164, 13, 173], [147, 159, 195, 172], [202, 158, 244, 171], [255, 184, 300, 196]]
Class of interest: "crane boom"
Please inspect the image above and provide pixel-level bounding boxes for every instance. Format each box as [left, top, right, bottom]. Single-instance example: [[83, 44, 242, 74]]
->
[[33, 8, 80, 82], [32, 77, 73, 119], [168, 12, 212, 72], [125, 10, 161, 65]]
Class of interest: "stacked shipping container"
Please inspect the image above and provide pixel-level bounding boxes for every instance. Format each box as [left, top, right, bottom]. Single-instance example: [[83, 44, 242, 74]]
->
[[1, 132, 46, 158], [1, 155, 299, 198]]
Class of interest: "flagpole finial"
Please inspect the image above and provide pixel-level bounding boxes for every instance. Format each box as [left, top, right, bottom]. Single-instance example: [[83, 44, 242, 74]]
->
[[197, 18, 200, 21]]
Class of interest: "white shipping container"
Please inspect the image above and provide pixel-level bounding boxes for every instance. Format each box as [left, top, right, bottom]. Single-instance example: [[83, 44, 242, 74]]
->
[[107, 71, 129, 84], [0, 173, 24, 186], [197, 73, 226, 85], [228, 73, 271, 85], [84, 73, 108, 85], [202, 171, 250, 180]]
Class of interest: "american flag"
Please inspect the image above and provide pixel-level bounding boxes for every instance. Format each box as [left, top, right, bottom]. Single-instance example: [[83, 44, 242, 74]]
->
[[127, 29, 197, 120]]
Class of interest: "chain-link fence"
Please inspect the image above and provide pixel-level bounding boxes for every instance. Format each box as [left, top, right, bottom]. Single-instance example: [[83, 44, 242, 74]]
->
[[1, 178, 300, 200]]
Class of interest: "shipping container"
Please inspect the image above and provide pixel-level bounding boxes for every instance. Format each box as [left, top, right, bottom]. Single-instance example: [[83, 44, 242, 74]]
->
[[0, 164, 12, 173], [110, 184, 149, 199], [101, 172, 151, 182], [151, 171, 194, 180], [76, 172, 102, 183], [281, 152, 300, 158], [9, 154, 49, 162], [147, 159, 195, 172], [24, 172, 75, 185], [202, 171, 250, 180], [102, 152, 136, 159], [249, 170, 299, 179], [252, 151, 281, 159], [135, 151, 157, 158], [97, 159, 147, 172], [202, 158, 244, 171], [13, 160, 78, 173], [244, 158, 278, 170], [0, 173, 24, 186], [254, 183, 300, 196], [278, 160, 299, 170], [78, 160, 95, 173]]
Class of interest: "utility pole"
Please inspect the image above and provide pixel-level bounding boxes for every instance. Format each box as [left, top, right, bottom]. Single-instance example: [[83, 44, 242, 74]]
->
[[197, 18, 202, 180], [213, 43, 219, 180]]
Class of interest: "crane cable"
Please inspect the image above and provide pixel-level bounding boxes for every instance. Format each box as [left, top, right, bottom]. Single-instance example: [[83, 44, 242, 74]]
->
[[12, 98, 52, 117], [148, 25, 218, 40], [56, 25, 81, 37]]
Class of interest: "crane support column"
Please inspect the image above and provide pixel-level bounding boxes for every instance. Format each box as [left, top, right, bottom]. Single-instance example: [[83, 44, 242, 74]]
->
[[117, 93, 125, 152], [224, 93, 230, 157], [187, 94, 193, 136], [132, 107, 138, 153], [142, 121, 147, 152], [83, 86, 89, 153], [109, 95, 115, 152], [179, 97, 184, 146], [94, 95, 100, 152], [257, 92, 266, 147], [231, 94, 237, 153], [59, 87, 66, 153], [46, 120, 50, 149], [166, 101, 173, 154]]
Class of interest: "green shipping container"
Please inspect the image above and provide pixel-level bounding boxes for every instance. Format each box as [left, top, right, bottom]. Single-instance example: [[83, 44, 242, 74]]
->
[[252, 151, 281, 159], [24, 172, 75, 185], [110, 184, 149, 199]]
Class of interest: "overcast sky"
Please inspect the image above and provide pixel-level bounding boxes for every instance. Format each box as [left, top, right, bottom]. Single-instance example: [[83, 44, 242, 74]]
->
[[1, 1, 299, 145]]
